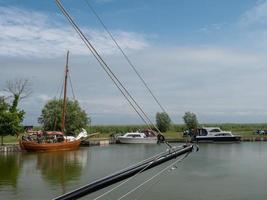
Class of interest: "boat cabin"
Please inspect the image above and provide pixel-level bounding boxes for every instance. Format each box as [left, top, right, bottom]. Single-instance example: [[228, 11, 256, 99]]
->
[[196, 127, 225, 136]]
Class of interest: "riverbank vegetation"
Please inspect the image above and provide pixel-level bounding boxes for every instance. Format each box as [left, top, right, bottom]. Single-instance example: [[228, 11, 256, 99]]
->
[[89, 123, 267, 135], [3, 123, 267, 144], [0, 79, 32, 145]]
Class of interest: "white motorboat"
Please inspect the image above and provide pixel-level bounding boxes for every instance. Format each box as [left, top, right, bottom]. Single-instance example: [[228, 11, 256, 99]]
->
[[117, 129, 158, 144], [195, 127, 241, 142]]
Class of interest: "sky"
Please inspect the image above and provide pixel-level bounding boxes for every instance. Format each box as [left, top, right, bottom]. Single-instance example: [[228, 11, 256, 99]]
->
[[1, 0, 267, 125]]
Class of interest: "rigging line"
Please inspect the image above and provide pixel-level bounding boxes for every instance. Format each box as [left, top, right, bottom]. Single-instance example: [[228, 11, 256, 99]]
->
[[83, 0, 174, 149], [68, 71, 76, 100], [54, 73, 65, 99], [84, 0, 168, 114], [134, 173, 162, 200], [55, 0, 160, 131], [118, 152, 190, 200], [59, 78, 64, 99], [56, 0, 172, 149], [55, 0, 152, 130], [92, 145, 184, 200], [134, 152, 190, 200]]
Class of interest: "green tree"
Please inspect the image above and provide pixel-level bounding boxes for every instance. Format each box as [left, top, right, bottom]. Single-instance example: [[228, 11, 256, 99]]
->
[[38, 99, 90, 135], [183, 111, 198, 130], [0, 97, 24, 145], [0, 78, 31, 145], [156, 112, 171, 132]]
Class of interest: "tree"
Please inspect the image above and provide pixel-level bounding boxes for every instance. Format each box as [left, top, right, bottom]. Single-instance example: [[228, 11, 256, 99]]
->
[[156, 112, 171, 132], [0, 97, 24, 145], [183, 111, 198, 130], [0, 78, 31, 145], [38, 99, 90, 135], [4, 78, 32, 112]]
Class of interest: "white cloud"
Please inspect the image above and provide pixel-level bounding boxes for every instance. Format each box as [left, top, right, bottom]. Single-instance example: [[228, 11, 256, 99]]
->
[[0, 6, 149, 58], [197, 23, 227, 34], [36, 94, 51, 102], [3, 3, 267, 124], [239, 0, 267, 28], [6, 43, 267, 124]]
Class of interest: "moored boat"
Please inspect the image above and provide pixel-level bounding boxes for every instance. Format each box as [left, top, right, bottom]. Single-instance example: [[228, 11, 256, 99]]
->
[[19, 51, 87, 152], [19, 129, 87, 152], [195, 127, 241, 142], [117, 129, 158, 144]]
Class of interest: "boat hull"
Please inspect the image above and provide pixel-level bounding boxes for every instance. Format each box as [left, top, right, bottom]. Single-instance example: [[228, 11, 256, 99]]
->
[[117, 137, 157, 144], [19, 140, 81, 152], [195, 136, 241, 143]]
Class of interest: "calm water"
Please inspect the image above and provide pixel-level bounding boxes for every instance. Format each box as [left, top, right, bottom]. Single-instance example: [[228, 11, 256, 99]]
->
[[0, 143, 267, 200]]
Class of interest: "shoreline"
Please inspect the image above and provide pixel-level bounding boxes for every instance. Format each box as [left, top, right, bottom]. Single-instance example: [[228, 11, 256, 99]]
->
[[1, 136, 267, 152]]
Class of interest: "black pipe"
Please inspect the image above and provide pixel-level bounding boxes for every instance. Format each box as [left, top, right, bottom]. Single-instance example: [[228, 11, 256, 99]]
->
[[53, 145, 193, 200]]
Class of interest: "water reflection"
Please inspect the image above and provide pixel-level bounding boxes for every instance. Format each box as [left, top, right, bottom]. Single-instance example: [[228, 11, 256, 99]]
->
[[0, 148, 87, 198], [0, 153, 22, 188], [2, 143, 267, 200], [36, 150, 86, 193]]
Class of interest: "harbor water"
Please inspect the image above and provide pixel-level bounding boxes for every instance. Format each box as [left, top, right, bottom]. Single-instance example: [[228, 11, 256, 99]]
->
[[0, 142, 267, 200]]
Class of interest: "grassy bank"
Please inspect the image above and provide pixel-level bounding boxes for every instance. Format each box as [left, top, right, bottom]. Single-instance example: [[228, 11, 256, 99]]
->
[[88, 123, 267, 135], [3, 123, 267, 144], [2, 135, 19, 144], [86, 123, 267, 140]]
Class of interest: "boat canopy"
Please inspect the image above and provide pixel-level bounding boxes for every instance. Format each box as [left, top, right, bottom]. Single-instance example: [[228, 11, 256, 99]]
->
[[46, 131, 64, 136]]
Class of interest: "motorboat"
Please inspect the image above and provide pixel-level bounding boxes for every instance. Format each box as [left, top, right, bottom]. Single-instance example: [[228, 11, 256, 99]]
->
[[117, 129, 158, 144], [195, 127, 241, 142]]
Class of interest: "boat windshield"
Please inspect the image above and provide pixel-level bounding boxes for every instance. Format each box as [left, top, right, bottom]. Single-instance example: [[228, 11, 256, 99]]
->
[[210, 129, 221, 132], [197, 129, 208, 136], [127, 134, 141, 138]]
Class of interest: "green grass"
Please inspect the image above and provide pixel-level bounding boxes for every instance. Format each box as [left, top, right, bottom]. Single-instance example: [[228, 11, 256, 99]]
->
[[88, 123, 267, 139], [2, 135, 18, 144], [2, 123, 267, 144]]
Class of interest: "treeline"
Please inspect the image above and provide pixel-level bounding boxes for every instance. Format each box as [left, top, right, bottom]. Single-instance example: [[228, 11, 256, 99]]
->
[[86, 123, 267, 134], [201, 123, 267, 133]]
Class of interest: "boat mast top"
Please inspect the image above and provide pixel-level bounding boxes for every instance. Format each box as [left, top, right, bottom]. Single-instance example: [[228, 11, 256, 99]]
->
[[61, 50, 69, 134]]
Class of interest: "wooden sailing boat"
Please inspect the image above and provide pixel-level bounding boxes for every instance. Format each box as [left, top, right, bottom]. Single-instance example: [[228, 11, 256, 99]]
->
[[19, 51, 87, 152]]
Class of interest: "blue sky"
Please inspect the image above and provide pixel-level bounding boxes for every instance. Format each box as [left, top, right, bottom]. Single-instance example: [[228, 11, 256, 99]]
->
[[1, 0, 267, 125]]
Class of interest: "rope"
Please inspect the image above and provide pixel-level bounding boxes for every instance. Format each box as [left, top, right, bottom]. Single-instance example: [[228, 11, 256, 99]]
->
[[83, 0, 173, 149], [134, 151, 191, 200], [83, 0, 168, 114], [54, 73, 65, 99], [133, 174, 162, 200], [59, 80, 64, 99], [93, 145, 185, 200], [68, 71, 76, 100], [118, 152, 190, 200], [55, 0, 166, 136], [56, 0, 151, 129]]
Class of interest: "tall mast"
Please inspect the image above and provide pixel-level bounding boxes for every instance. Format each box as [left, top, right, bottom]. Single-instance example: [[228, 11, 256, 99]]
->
[[61, 50, 69, 133]]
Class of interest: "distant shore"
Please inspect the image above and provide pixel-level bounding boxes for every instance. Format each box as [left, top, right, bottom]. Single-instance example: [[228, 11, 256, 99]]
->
[[2, 123, 267, 145]]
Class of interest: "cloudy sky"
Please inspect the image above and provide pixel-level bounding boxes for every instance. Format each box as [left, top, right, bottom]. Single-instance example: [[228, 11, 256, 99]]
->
[[1, 0, 267, 125]]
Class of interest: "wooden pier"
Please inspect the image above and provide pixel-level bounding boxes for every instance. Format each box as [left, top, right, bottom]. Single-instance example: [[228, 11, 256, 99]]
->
[[241, 137, 267, 142], [81, 138, 116, 146], [0, 144, 21, 152]]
